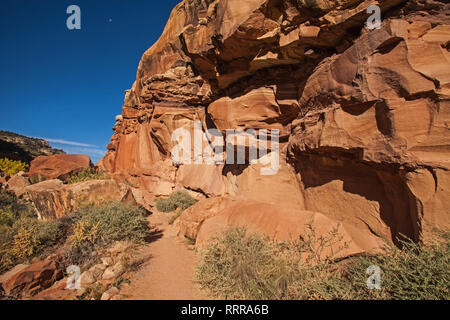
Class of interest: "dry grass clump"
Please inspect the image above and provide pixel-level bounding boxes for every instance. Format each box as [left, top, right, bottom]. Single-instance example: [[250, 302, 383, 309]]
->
[[155, 191, 197, 213], [0, 216, 63, 273], [66, 167, 110, 184], [69, 202, 149, 246], [0, 189, 64, 272], [196, 226, 450, 300], [1, 191, 151, 275], [64, 202, 149, 267]]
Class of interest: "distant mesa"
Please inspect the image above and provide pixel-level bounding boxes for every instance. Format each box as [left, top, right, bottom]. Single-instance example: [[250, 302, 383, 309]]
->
[[0, 130, 65, 164]]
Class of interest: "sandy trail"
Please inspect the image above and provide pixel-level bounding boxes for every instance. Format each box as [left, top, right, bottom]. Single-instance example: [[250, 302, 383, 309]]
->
[[119, 212, 208, 300]]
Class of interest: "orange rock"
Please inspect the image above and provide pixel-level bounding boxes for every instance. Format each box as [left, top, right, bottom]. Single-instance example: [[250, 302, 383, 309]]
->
[[0, 255, 64, 298], [29, 154, 92, 181], [175, 197, 236, 240], [288, 17, 450, 244], [208, 87, 297, 138], [100, 0, 450, 248], [192, 200, 383, 258], [5, 174, 30, 197], [24, 179, 137, 219]]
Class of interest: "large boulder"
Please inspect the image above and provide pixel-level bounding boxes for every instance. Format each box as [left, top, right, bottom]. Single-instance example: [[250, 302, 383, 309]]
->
[[23, 179, 137, 219], [0, 255, 64, 298], [175, 197, 236, 240], [5, 174, 30, 197], [177, 198, 384, 259], [29, 154, 92, 181]]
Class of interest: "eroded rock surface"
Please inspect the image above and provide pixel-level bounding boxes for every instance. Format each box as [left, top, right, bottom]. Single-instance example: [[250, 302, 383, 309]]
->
[[29, 154, 92, 182], [23, 179, 137, 220], [102, 0, 450, 250], [0, 255, 64, 298]]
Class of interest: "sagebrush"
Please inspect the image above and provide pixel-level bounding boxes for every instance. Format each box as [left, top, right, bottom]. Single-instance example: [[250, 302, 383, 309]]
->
[[67, 167, 110, 184], [196, 227, 450, 300], [0, 216, 63, 273], [155, 191, 197, 213], [69, 202, 149, 247], [0, 194, 150, 275]]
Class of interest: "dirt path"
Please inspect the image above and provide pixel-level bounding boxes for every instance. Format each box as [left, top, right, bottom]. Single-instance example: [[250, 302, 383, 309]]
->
[[119, 212, 209, 300]]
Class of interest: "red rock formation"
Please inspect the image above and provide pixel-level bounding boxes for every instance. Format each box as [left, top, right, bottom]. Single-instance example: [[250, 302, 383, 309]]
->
[[102, 0, 450, 250], [23, 179, 137, 220], [5, 174, 30, 197], [29, 154, 92, 181], [0, 255, 64, 298]]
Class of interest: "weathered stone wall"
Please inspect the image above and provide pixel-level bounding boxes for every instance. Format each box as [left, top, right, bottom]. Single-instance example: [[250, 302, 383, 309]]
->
[[101, 0, 450, 248]]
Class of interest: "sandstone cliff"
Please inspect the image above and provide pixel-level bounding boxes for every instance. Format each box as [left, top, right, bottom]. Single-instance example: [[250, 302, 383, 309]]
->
[[101, 0, 450, 250]]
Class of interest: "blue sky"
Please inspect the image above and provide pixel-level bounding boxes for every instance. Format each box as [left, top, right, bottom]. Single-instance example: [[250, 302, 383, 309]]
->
[[0, 0, 180, 163]]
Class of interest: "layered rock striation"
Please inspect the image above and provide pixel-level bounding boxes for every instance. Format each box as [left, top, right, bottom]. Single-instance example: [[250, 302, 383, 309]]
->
[[101, 0, 450, 250]]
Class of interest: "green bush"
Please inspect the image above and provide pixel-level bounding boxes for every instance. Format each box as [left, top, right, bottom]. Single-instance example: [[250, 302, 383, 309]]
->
[[341, 234, 450, 300], [0, 158, 29, 176], [196, 227, 450, 300], [0, 207, 19, 227], [155, 191, 197, 213], [0, 189, 34, 227], [67, 167, 110, 184], [70, 202, 149, 247], [0, 217, 64, 273], [0, 199, 150, 274], [0, 189, 15, 208]]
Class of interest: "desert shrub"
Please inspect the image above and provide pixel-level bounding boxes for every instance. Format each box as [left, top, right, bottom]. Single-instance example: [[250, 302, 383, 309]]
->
[[0, 225, 15, 272], [0, 207, 19, 227], [0, 189, 27, 212], [197, 227, 299, 299], [8, 219, 40, 260], [67, 167, 110, 184], [155, 191, 197, 213], [0, 158, 29, 176], [0, 190, 56, 272], [69, 202, 149, 248], [64, 241, 97, 267], [340, 234, 450, 300], [196, 227, 450, 300], [0, 216, 64, 273], [0, 189, 16, 209], [120, 248, 145, 273], [68, 220, 100, 248], [34, 219, 64, 249], [114, 277, 131, 289]]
